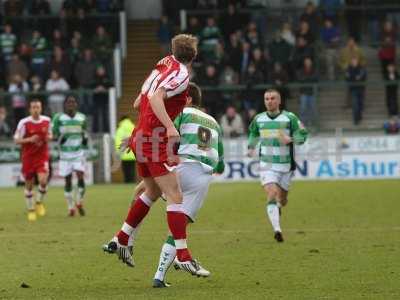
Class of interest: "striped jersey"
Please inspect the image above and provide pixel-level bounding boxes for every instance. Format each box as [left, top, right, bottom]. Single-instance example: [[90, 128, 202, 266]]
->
[[174, 107, 224, 174], [248, 110, 308, 172], [52, 112, 87, 161], [0, 33, 17, 56]]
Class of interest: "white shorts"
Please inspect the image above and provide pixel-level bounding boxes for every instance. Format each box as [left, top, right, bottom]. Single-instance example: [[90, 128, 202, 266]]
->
[[59, 159, 86, 177], [176, 162, 213, 222], [260, 170, 294, 191]]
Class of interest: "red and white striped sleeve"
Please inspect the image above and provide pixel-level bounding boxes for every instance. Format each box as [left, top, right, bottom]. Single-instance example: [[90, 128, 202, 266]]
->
[[13, 118, 27, 140], [160, 66, 190, 98]]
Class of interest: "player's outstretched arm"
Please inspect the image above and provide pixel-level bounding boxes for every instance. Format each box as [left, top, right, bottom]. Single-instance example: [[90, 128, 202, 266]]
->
[[149, 87, 179, 138]]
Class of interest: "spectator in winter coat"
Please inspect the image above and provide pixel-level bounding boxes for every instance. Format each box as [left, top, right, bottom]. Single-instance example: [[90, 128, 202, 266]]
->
[[297, 58, 318, 127], [320, 18, 340, 80], [378, 37, 396, 76], [345, 57, 367, 125], [384, 63, 399, 117], [220, 106, 245, 138], [6, 54, 29, 84], [339, 37, 366, 73], [46, 70, 70, 114]]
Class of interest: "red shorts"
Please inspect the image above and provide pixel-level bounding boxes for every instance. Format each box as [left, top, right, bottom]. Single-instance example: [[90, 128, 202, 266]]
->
[[136, 161, 178, 178], [22, 160, 49, 180]]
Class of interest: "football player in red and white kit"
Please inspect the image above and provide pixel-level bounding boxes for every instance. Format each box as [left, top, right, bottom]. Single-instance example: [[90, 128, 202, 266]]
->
[[103, 34, 209, 277], [14, 99, 52, 221]]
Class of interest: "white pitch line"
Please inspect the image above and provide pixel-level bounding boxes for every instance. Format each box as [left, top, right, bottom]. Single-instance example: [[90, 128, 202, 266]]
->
[[0, 227, 400, 238]]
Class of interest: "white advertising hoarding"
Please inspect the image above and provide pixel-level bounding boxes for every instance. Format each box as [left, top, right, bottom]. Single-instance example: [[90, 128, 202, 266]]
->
[[215, 135, 400, 182], [0, 162, 94, 187], [214, 154, 400, 182]]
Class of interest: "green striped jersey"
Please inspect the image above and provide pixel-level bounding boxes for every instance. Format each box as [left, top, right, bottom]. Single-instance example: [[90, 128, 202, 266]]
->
[[248, 110, 308, 172], [174, 107, 224, 174], [52, 112, 87, 161], [0, 33, 17, 55]]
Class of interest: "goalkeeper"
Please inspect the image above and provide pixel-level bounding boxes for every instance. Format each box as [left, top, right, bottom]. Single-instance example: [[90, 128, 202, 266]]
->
[[52, 95, 89, 217]]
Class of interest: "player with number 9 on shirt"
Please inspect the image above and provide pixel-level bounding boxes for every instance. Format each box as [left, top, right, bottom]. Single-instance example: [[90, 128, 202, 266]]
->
[[102, 34, 210, 278]]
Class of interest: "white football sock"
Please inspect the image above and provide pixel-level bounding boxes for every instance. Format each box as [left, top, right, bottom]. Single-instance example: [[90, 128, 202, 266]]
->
[[154, 238, 176, 281], [127, 223, 141, 247], [267, 200, 281, 232], [37, 185, 47, 203], [24, 189, 34, 210], [64, 191, 74, 210]]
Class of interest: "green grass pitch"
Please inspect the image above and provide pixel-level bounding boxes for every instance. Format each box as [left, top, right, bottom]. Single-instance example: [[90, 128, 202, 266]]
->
[[0, 180, 399, 299]]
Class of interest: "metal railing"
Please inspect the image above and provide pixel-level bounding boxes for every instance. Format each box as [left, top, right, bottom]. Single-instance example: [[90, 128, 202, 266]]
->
[[0, 87, 117, 135], [198, 79, 399, 130]]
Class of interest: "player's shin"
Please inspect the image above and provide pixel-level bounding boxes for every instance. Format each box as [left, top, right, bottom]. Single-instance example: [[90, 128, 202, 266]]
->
[[64, 188, 74, 212], [117, 193, 154, 245], [154, 235, 176, 282], [25, 189, 35, 211], [76, 178, 85, 205], [166, 204, 191, 262], [37, 184, 47, 203], [266, 199, 281, 233]]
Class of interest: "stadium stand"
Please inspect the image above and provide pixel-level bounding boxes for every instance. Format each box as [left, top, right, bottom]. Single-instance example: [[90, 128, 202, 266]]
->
[[0, 0, 123, 136], [154, 0, 400, 133]]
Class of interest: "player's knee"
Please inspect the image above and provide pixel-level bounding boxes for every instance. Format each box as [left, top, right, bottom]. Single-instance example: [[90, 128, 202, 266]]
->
[[267, 190, 278, 201], [77, 171, 84, 180], [39, 179, 47, 188], [279, 197, 288, 207], [166, 190, 183, 204], [65, 175, 72, 191], [78, 177, 85, 188], [145, 189, 161, 201]]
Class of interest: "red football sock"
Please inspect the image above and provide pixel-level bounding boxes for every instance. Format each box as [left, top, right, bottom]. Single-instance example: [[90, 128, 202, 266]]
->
[[167, 210, 192, 261], [117, 197, 151, 245]]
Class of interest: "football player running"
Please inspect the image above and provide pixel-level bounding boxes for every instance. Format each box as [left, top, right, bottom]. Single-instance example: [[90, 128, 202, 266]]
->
[[52, 95, 89, 216], [14, 99, 52, 221], [248, 89, 308, 242]]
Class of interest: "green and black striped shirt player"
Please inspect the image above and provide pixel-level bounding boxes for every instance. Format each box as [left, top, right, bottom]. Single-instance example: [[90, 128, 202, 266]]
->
[[52, 112, 87, 162], [174, 106, 224, 174], [52, 110, 88, 216], [248, 103, 308, 243], [248, 110, 308, 174], [152, 105, 225, 286]]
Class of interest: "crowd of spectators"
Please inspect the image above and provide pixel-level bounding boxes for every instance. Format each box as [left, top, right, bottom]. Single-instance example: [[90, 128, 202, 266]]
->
[[160, 0, 400, 134], [0, 0, 122, 138]]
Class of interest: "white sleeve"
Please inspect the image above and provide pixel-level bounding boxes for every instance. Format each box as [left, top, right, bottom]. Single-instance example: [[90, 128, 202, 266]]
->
[[23, 82, 29, 92], [45, 80, 51, 91], [161, 69, 190, 98], [62, 79, 70, 90], [47, 120, 53, 137], [14, 120, 26, 140]]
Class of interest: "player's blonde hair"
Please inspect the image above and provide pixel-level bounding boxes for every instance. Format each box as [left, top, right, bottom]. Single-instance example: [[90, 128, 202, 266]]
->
[[171, 34, 198, 64]]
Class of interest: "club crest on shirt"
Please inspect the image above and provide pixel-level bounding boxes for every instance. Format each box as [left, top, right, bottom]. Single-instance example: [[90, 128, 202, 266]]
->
[[197, 127, 211, 150]]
